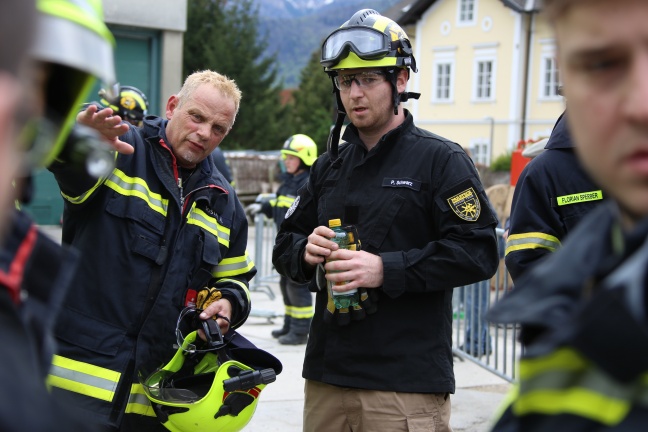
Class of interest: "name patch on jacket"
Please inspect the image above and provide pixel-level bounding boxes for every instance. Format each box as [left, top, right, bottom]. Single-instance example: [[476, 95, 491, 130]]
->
[[382, 178, 421, 191], [555, 190, 603, 206], [447, 187, 481, 222]]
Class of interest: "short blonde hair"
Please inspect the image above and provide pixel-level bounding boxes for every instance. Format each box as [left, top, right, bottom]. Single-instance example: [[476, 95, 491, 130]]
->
[[176, 70, 242, 122]]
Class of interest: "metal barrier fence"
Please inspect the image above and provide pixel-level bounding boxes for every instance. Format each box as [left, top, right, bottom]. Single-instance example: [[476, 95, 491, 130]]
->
[[248, 213, 282, 320], [248, 219, 521, 382], [452, 227, 520, 382]]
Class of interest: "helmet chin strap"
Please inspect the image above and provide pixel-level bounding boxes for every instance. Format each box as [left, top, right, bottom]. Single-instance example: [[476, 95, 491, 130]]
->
[[326, 79, 346, 169], [326, 71, 421, 166]]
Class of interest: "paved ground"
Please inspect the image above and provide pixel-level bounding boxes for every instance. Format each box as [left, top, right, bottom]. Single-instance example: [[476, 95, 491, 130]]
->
[[39, 224, 511, 432], [241, 289, 511, 432]]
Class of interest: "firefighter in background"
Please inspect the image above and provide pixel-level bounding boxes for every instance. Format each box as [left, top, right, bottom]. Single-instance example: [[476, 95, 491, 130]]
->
[[505, 109, 606, 284], [246, 134, 317, 345], [488, 0, 648, 430], [0, 0, 116, 430], [99, 84, 149, 126]]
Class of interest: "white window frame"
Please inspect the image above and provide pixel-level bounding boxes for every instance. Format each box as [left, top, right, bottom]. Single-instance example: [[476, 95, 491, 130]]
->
[[472, 52, 497, 102], [539, 47, 561, 101], [431, 50, 456, 104], [456, 0, 477, 27], [470, 138, 491, 166]]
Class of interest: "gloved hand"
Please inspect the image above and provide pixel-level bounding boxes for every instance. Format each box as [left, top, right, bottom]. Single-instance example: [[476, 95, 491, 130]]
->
[[196, 287, 222, 311], [245, 203, 262, 217]]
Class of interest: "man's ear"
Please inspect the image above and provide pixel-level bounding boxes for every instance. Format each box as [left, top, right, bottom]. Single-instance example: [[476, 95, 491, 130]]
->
[[166, 94, 179, 120], [396, 68, 409, 93]]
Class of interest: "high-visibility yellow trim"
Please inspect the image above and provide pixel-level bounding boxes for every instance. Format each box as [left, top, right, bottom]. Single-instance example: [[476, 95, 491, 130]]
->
[[213, 253, 255, 278], [556, 190, 603, 206], [104, 169, 169, 216], [217, 278, 251, 303], [505, 232, 561, 256], [286, 305, 314, 319], [513, 388, 629, 425], [275, 195, 296, 208], [186, 205, 230, 247], [518, 347, 588, 379], [125, 383, 156, 416], [38, 0, 115, 45], [47, 355, 120, 402]]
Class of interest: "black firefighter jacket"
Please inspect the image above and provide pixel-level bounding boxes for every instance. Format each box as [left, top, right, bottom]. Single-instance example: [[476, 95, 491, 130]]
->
[[505, 112, 606, 283], [488, 203, 648, 431], [47, 117, 255, 429], [273, 112, 499, 394]]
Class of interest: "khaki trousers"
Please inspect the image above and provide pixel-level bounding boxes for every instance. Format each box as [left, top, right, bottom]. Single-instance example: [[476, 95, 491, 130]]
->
[[303, 380, 453, 432]]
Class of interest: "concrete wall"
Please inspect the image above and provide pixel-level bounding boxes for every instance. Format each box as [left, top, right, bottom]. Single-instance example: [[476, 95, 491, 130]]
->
[[103, 0, 187, 104]]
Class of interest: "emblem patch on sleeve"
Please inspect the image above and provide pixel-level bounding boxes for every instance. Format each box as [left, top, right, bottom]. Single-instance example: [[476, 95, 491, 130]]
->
[[285, 196, 299, 219], [447, 187, 481, 222]]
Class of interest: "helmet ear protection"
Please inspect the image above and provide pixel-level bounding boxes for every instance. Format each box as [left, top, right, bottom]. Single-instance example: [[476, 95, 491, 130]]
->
[[320, 9, 420, 167], [140, 307, 282, 432]]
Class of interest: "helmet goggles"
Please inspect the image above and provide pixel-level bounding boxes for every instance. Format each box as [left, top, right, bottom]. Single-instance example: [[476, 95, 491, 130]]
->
[[321, 26, 392, 68]]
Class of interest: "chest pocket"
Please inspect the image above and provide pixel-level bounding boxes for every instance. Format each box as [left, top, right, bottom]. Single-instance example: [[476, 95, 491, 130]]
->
[[557, 199, 603, 232], [363, 193, 406, 252], [105, 194, 166, 263], [186, 201, 229, 266]]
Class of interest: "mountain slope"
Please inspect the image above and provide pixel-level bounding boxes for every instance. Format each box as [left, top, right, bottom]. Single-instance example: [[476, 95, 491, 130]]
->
[[257, 0, 402, 88]]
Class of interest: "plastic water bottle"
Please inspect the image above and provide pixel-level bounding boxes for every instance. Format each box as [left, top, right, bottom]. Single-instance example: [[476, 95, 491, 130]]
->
[[327, 219, 360, 309]]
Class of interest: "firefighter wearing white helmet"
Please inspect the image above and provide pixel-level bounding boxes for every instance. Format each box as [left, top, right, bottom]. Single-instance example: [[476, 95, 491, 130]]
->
[[273, 9, 499, 431], [246, 133, 317, 344], [0, 0, 116, 430]]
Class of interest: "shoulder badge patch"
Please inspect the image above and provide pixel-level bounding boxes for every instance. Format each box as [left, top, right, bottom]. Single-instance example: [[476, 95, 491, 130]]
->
[[447, 187, 481, 222], [285, 196, 299, 219]]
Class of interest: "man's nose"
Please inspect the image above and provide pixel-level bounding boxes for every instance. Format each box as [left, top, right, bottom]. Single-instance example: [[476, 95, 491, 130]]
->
[[623, 52, 648, 124]]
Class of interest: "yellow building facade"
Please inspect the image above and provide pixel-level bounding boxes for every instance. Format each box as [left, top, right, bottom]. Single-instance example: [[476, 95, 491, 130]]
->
[[394, 0, 565, 166]]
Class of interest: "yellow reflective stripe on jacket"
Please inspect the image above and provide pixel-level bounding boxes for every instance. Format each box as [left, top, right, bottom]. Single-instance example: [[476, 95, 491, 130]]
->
[[125, 383, 156, 417], [61, 176, 106, 205], [512, 347, 648, 425], [47, 355, 121, 402], [104, 169, 168, 216], [286, 304, 314, 319], [186, 204, 230, 247], [213, 253, 254, 278], [216, 278, 251, 303], [505, 232, 561, 256], [275, 195, 296, 208]]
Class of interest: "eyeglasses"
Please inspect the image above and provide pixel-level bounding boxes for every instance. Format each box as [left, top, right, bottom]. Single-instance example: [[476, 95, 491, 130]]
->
[[333, 71, 387, 92], [321, 27, 392, 68]]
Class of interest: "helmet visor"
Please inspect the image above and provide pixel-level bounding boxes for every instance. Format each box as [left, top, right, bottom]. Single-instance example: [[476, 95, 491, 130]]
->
[[140, 368, 212, 403], [321, 27, 391, 68]]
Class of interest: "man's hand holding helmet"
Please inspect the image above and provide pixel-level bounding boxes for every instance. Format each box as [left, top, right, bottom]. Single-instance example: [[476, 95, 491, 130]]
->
[[196, 286, 232, 335]]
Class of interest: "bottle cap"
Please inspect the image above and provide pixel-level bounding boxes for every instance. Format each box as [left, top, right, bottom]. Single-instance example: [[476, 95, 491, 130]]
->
[[328, 219, 341, 227]]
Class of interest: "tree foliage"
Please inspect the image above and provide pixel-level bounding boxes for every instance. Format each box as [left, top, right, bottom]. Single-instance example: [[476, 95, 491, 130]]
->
[[284, 50, 336, 156], [184, 0, 288, 150]]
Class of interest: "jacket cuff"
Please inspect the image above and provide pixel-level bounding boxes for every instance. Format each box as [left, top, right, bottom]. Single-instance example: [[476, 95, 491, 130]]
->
[[380, 251, 406, 298]]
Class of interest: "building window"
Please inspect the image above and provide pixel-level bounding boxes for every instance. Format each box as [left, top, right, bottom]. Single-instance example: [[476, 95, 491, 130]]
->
[[541, 56, 561, 99], [470, 139, 490, 166], [474, 60, 494, 101], [433, 61, 454, 102], [458, 0, 476, 24]]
